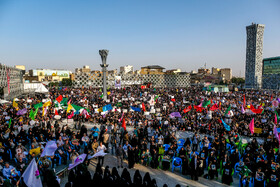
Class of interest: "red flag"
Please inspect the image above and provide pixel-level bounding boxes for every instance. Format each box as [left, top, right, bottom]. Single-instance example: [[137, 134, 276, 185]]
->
[[210, 99, 213, 104], [142, 103, 146, 112], [56, 95, 63, 103], [122, 118, 126, 131], [171, 98, 176, 102], [55, 109, 58, 115], [208, 123, 211, 130], [250, 105, 263, 114], [209, 104, 219, 111], [183, 105, 192, 113], [243, 94, 246, 107], [141, 85, 146, 89], [194, 105, 202, 112]]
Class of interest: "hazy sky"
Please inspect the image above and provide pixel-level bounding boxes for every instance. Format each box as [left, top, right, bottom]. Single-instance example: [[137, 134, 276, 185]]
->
[[0, 0, 279, 76]]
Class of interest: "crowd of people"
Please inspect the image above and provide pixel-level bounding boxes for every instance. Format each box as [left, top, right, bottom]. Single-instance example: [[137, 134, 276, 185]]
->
[[0, 85, 279, 186]]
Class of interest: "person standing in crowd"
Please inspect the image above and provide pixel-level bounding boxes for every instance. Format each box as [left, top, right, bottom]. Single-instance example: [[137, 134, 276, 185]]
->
[[97, 142, 106, 166], [116, 144, 123, 168]]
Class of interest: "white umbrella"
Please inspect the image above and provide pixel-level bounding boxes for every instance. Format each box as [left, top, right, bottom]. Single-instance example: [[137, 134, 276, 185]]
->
[[54, 115, 61, 120]]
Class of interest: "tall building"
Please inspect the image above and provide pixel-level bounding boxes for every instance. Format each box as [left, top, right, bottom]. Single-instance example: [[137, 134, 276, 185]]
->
[[262, 56, 280, 89], [245, 23, 265, 89]]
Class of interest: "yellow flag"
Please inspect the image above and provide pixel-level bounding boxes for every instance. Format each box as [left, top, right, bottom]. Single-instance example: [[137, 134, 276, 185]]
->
[[13, 98, 18, 108], [254, 128, 262, 134], [97, 107, 103, 113], [67, 104, 73, 113], [43, 101, 51, 108], [42, 107, 47, 117], [29, 147, 41, 156], [107, 92, 111, 96]]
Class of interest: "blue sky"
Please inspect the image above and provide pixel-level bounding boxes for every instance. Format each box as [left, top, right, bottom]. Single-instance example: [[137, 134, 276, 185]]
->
[[0, 0, 279, 76]]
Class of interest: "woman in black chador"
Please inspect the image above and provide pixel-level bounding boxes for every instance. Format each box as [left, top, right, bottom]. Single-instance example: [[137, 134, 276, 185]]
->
[[143, 172, 152, 187], [133, 169, 143, 187], [112, 167, 121, 185], [121, 168, 132, 187], [128, 146, 135, 169]]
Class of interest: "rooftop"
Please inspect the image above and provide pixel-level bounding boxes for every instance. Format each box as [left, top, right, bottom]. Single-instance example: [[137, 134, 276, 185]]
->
[[141, 65, 165, 69]]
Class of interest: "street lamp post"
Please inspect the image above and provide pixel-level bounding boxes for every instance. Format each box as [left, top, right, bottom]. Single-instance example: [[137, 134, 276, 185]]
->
[[99, 49, 109, 101]]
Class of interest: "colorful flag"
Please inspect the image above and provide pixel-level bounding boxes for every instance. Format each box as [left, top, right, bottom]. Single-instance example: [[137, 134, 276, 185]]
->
[[102, 104, 112, 112], [42, 107, 48, 117], [22, 158, 42, 187], [16, 108, 27, 115], [273, 125, 280, 145], [41, 141, 58, 157], [194, 105, 203, 112], [12, 98, 18, 108], [122, 118, 126, 131], [68, 154, 87, 170], [8, 119, 11, 128], [142, 103, 146, 112], [56, 95, 63, 103], [34, 102, 43, 109], [209, 104, 219, 111], [169, 112, 182, 118], [97, 107, 103, 113], [67, 111, 74, 119], [171, 98, 176, 102], [249, 118, 254, 134], [88, 150, 107, 159], [250, 105, 264, 114], [275, 113, 278, 124], [183, 105, 192, 113], [67, 104, 73, 113], [29, 109, 34, 119], [221, 119, 231, 131], [243, 94, 246, 107], [224, 106, 231, 116], [43, 101, 51, 108], [241, 105, 245, 114], [130, 106, 141, 112], [202, 100, 211, 108], [67, 99, 71, 105], [60, 98, 68, 106], [55, 109, 58, 115]]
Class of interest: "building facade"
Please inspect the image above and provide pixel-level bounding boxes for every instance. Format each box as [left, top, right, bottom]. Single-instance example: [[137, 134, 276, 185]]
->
[[262, 56, 280, 89], [120, 65, 133, 74], [140, 65, 165, 75], [28, 69, 71, 82], [245, 23, 265, 89]]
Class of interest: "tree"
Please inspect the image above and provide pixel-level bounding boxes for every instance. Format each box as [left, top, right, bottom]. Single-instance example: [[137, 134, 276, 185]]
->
[[61, 78, 72, 87], [231, 77, 245, 84]]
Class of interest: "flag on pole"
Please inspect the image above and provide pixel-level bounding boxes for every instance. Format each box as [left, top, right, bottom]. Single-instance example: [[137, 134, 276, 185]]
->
[[130, 106, 141, 112], [67, 104, 73, 113], [56, 95, 63, 103], [13, 98, 18, 108], [241, 105, 245, 114], [273, 125, 280, 145], [202, 100, 211, 108], [55, 109, 58, 115], [243, 94, 246, 107], [8, 119, 11, 128], [183, 105, 192, 113], [119, 112, 124, 122], [249, 118, 254, 134], [142, 103, 146, 112], [275, 113, 278, 124], [169, 112, 182, 118], [22, 158, 42, 187], [221, 119, 231, 131], [67, 111, 74, 119], [122, 118, 126, 131], [34, 102, 43, 109], [16, 108, 27, 116], [41, 141, 58, 157], [209, 104, 219, 111], [43, 101, 51, 108], [224, 106, 231, 116], [68, 154, 87, 170]]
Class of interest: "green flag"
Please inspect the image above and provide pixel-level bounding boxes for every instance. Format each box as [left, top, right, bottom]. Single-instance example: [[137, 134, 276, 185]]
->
[[60, 98, 68, 106], [29, 109, 34, 119], [154, 95, 159, 101], [72, 104, 83, 112], [202, 100, 211, 108], [8, 119, 12, 128], [100, 93, 103, 98], [275, 111, 279, 120], [116, 102, 122, 107], [34, 102, 43, 109], [224, 105, 231, 116], [99, 88, 102, 92], [208, 85, 211, 91]]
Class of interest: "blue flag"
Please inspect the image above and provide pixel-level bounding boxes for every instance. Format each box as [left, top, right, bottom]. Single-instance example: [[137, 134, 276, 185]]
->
[[102, 104, 113, 112], [130, 106, 141, 112], [221, 119, 231, 131]]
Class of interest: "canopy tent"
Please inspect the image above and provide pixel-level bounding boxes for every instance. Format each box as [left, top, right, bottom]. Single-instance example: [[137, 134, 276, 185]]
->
[[35, 84, 49, 93]]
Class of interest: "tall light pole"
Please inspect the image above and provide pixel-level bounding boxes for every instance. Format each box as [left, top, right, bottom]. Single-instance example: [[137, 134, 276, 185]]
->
[[99, 49, 109, 101]]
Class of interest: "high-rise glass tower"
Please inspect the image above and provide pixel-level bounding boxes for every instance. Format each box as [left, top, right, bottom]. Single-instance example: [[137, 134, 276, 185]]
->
[[245, 23, 265, 89]]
